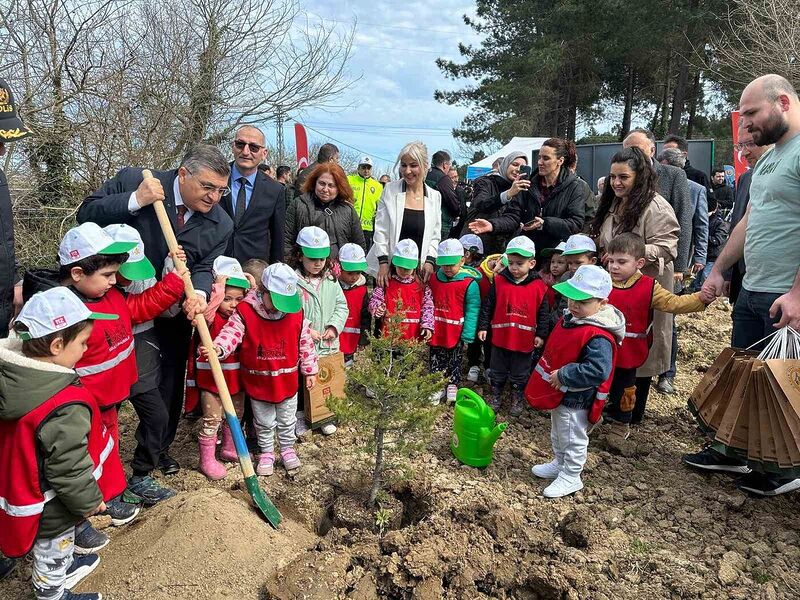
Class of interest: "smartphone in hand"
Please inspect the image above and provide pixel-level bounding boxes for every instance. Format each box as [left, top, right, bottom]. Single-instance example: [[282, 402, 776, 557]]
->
[[518, 165, 533, 180]]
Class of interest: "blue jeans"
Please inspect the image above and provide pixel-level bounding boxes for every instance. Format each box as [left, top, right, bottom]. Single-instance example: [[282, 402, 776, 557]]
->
[[691, 261, 715, 291], [731, 288, 782, 350]]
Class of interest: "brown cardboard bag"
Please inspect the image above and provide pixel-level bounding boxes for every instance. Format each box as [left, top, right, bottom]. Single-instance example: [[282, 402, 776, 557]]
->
[[304, 352, 346, 427], [764, 362, 800, 466], [716, 358, 756, 448], [689, 348, 743, 416], [706, 357, 751, 432], [747, 366, 764, 462]]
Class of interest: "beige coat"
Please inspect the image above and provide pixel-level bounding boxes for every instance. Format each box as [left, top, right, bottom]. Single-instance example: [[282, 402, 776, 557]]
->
[[595, 193, 680, 377]]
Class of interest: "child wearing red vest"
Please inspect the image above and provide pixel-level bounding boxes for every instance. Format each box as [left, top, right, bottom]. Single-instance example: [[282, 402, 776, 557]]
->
[[208, 263, 318, 476], [539, 241, 567, 310], [429, 239, 481, 403], [477, 236, 550, 416], [605, 233, 711, 438], [525, 265, 625, 498], [460, 234, 488, 383], [187, 256, 253, 480], [368, 239, 434, 341], [58, 223, 187, 531], [0, 288, 125, 600], [337, 243, 371, 367]]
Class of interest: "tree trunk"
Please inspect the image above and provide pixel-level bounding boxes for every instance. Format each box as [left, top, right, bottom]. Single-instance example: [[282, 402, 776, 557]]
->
[[685, 70, 702, 138], [657, 54, 672, 136], [668, 62, 689, 134], [619, 65, 635, 141], [369, 425, 385, 505]]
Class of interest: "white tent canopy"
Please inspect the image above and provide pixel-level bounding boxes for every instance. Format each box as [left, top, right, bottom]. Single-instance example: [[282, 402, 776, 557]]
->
[[466, 136, 550, 180]]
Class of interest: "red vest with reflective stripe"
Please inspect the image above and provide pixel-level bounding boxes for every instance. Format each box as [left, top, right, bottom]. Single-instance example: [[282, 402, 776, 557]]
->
[[0, 383, 126, 558], [196, 312, 242, 395], [238, 302, 302, 403], [608, 275, 655, 369], [429, 276, 471, 349], [545, 286, 556, 312], [491, 275, 548, 353], [75, 287, 137, 408], [384, 277, 424, 340], [524, 319, 617, 424], [340, 285, 368, 355]]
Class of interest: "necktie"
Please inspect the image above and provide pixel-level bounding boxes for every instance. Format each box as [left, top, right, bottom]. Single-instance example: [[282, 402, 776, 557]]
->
[[235, 177, 247, 224], [176, 205, 187, 231]]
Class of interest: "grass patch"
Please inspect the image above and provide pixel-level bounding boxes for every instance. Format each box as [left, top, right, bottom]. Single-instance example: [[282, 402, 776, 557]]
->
[[751, 569, 772, 584], [630, 538, 654, 555]]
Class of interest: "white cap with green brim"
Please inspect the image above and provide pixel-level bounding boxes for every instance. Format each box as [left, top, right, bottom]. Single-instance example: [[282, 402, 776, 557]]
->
[[16, 287, 118, 340], [505, 236, 536, 258], [553, 265, 611, 301], [296, 226, 331, 259], [562, 234, 596, 256], [58, 222, 138, 266], [261, 262, 302, 313], [458, 233, 484, 255], [541, 241, 567, 257], [213, 256, 251, 290], [339, 243, 367, 272], [436, 239, 464, 266], [392, 239, 419, 269], [103, 224, 156, 281]]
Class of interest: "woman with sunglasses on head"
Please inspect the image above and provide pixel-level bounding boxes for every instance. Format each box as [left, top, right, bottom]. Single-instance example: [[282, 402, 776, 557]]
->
[[283, 162, 366, 264]]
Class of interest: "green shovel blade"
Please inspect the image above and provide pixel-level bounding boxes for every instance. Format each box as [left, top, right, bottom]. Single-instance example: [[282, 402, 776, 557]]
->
[[245, 475, 282, 528]]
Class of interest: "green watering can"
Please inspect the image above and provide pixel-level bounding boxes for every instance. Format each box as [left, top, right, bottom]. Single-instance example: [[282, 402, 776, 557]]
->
[[451, 388, 508, 467]]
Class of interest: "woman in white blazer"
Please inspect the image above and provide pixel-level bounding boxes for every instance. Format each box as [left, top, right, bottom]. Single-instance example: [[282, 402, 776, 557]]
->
[[367, 141, 442, 286]]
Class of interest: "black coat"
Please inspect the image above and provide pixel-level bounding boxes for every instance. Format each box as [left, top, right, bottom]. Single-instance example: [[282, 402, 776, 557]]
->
[[221, 167, 285, 263], [283, 192, 365, 261], [77, 168, 233, 296], [490, 169, 589, 254], [711, 183, 735, 210], [684, 160, 710, 191], [0, 169, 17, 335], [469, 172, 514, 255]]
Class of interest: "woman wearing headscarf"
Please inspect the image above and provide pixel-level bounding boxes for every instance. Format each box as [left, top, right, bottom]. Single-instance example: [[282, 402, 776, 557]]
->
[[466, 151, 529, 255], [470, 139, 590, 254]]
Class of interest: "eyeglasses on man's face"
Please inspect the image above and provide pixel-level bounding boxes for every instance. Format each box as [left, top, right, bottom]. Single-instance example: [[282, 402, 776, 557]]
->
[[233, 139, 265, 153], [185, 168, 230, 197]]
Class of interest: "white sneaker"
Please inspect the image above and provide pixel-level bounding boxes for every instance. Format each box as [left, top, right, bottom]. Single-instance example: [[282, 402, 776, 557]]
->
[[467, 366, 480, 383], [429, 390, 443, 406], [531, 460, 561, 479], [320, 423, 337, 435], [446, 385, 458, 403], [543, 473, 584, 498]]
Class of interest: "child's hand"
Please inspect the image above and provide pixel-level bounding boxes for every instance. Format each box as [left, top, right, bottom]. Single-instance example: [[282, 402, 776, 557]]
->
[[549, 369, 561, 389], [534, 336, 544, 348], [374, 303, 386, 318], [699, 288, 716, 305], [214, 274, 228, 285], [198, 344, 221, 358], [420, 328, 432, 341], [322, 326, 337, 341], [244, 273, 257, 289], [478, 330, 487, 341], [309, 328, 322, 342], [170, 245, 187, 264], [87, 501, 106, 517], [306, 374, 317, 390], [183, 293, 207, 320]]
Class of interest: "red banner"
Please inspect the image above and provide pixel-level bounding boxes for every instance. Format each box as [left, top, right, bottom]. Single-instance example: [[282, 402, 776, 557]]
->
[[732, 110, 748, 183], [294, 123, 309, 170]]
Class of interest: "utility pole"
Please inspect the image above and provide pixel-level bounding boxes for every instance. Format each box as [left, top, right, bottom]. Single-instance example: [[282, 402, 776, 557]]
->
[[275, 107, 284, 166]]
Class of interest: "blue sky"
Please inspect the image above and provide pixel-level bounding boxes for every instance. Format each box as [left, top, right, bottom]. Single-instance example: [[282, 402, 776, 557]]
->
[[265, 0, 485, 175]]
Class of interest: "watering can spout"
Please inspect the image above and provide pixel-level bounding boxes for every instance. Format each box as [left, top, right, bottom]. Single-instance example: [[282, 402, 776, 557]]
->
[[480, 422, 507, 453]]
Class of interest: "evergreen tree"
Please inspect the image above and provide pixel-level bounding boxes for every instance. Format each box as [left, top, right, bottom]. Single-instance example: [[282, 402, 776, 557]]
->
[[328, 308, 446, 505]]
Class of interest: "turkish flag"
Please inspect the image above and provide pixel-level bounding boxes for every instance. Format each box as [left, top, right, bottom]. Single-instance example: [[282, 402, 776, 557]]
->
[[294, 124, 309, 170]]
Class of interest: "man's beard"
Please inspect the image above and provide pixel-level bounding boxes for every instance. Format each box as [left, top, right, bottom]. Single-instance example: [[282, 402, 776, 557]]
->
[[752, 109, 790, 145]]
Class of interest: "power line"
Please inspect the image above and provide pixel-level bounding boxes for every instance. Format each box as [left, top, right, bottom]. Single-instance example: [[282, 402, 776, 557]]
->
[[289, 118, 396, 163]]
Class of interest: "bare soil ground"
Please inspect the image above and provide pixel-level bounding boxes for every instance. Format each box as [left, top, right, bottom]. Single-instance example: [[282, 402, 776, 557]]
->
[[3, 301, 799, 599]]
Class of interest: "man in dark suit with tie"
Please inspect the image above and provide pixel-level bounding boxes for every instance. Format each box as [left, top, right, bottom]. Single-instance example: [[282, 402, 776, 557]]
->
[[222, 126, 285, 263], [77, 144, 233, 475]]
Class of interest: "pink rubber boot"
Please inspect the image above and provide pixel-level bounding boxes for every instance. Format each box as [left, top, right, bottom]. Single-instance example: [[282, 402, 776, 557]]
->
[[198, 436, 227, 480], [219, 424, 238, 462]]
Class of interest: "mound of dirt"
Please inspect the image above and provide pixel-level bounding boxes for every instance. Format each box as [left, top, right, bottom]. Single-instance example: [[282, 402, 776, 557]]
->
[[79, 489, 317, 599]]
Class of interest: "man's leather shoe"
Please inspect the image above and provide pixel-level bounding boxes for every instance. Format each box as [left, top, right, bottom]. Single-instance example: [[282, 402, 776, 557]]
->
[[158, 454, 180, 475]]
